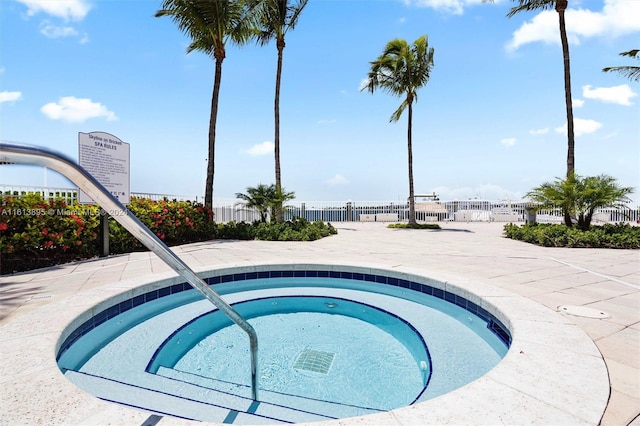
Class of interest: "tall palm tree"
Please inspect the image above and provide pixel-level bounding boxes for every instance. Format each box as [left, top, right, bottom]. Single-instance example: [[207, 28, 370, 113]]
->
[[507, 0, 576, 178], [603, 49, 640, 82], [362, 36, 434, 225], [255, 0, 308, 222], [156, 0, 258, 209]]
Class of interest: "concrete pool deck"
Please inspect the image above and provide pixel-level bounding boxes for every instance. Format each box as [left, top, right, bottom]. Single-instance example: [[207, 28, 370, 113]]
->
[[0, 222, 638, 425]]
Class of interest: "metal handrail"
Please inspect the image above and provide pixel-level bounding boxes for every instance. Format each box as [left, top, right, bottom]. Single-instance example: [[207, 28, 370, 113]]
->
[[0, 143, 259, 401]]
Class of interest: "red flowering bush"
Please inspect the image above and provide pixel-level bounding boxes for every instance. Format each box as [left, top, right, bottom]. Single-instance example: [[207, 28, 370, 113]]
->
[[0, 194, 100, 258], [1, 194, 215, 274], [108, 197, 216, 253]]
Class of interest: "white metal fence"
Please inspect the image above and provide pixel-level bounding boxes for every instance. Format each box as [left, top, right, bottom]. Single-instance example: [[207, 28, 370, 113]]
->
[[0, 185, 199, 204], [2, 186, 638, 224], [216, 199, 638, 224]]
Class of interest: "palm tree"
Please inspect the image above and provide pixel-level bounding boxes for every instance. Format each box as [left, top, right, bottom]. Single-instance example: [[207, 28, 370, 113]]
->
[[235, 183, 273, 222], [362, 36, 434, 225], [156, 0, 258, 209], [236, 183, 295, 222], [507, 1, 575, 179], [603, 49, 640, 82], [527, 174, 634, 230], [255, 0, 308, 222]]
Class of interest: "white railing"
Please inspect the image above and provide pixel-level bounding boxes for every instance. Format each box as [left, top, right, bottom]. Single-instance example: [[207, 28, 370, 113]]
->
[[0, 185, 199, 204], [221, 200, 639, 224], [2, 187, 638, 224]]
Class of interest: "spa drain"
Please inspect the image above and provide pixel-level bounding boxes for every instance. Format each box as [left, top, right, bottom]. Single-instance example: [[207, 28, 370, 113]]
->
[[293, 349, 335, 374]]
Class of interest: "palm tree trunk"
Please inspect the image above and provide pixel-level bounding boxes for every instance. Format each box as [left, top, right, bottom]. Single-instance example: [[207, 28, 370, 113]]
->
[[557, 1, 574, 178], [205, 56, 224, 210], [557, 0, 574, 227], [407, 99, 416, 225], [274, 38, 285, 222]]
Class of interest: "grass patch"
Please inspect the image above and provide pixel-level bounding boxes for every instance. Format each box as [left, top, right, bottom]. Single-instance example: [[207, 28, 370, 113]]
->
[[387, 223, 441, 230]]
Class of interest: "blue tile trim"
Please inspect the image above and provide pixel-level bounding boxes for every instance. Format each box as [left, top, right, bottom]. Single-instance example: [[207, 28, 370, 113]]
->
[[57, 269, 512, 361]]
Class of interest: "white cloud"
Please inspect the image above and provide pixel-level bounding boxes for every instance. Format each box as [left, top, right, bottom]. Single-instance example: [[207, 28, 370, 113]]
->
[[40, 97, 117, 123], [0, 91, 22, 103], [529, 127, 549, 135], [500, 137, 516, 147], [17, 0, 91, 21], [573, 98, 585, 108], [398, 17, 407, 24], [582, 84, 637, 106], [403, 0, 486, 15], [506, 10, 557, 51], [555, 118, 603, 137], [506, 0, 640, 51], [40, 21, 78, 39], [245, 141, 274, 156], [326, 174, 348, 186]]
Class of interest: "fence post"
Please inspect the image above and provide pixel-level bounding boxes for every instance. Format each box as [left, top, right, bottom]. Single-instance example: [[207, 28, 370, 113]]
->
[[100, 210, 110, 256]]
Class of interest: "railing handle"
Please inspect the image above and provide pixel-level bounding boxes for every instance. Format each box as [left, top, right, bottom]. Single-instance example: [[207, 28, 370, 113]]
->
[[0, 143, 259, 401]]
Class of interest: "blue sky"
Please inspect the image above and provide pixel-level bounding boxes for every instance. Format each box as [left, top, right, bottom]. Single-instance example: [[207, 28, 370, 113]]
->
[[1, 0, 638, 204]]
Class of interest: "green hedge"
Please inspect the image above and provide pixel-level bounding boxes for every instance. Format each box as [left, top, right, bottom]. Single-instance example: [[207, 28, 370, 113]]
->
[[107, 197, 216, 253], [1, 194, 101, 258], [217, 218, 337, 241], [1, 195, 338, 274], [1, 195, 216, 274], [503, 223, 640, 249], [387, 223, 441, 230]]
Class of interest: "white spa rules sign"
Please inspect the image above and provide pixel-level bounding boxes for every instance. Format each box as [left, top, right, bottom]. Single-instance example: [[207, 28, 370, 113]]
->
[[78, 131, 130, 204]]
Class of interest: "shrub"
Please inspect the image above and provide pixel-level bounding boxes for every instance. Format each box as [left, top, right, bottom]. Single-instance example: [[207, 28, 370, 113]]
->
[[1, 194, 216, 274], [1, 194, 100, 257], [108, 197, 216, 253], [217, 218, 337, 241], [387, 223, 441, 230], [1, 194, 337, 274], [503, 223, 640, 249], [215, 221, 256, 240]]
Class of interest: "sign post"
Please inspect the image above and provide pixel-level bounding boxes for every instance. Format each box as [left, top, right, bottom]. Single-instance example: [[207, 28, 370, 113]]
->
[[78, 132, 130, 256]]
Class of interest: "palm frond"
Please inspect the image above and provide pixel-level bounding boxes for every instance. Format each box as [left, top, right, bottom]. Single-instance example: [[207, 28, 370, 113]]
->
[[255, 0, 308, 46], [620, 49, 640, 59], [363, 35, 434, 122], [285, 0, 308, 33], [602, 66, 640, 82], [390, 99, 409, 123], [156, 0, 258, 58], [602, 49, 640, 82], [507, 0, 555, 17]]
